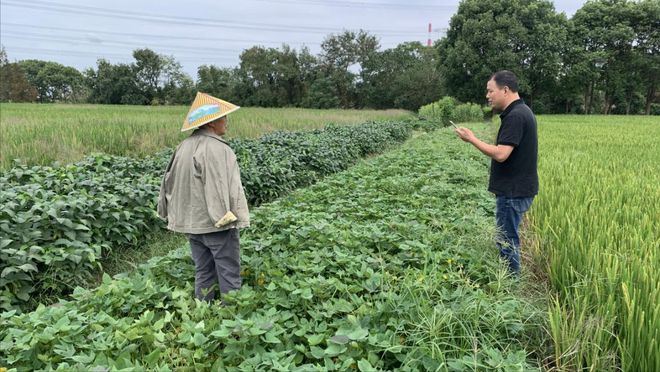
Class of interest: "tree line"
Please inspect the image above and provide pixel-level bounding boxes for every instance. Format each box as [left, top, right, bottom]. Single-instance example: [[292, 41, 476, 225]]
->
[[1, 0, 657, 114]]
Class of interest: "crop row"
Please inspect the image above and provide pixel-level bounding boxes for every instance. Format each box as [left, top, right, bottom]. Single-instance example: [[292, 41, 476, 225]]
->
[[0, 128, 545, 371], [0, 120, 421, 312]]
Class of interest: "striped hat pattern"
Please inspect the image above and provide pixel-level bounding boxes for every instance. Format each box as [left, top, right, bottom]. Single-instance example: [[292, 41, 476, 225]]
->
[[181, 92, 240, 132]]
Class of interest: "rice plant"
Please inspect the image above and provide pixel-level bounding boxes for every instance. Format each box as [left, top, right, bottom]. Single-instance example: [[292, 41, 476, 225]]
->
[[0, 103, 412, 169], [530, 115, 659, 371]]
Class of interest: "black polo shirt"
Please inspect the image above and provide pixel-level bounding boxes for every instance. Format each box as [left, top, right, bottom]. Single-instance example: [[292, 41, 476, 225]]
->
[[488, 99, 538, 197]]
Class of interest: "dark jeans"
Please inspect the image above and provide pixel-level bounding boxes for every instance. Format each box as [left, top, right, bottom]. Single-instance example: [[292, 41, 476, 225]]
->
[[188, 229, 241, 302], [495, 196, 534, 274]]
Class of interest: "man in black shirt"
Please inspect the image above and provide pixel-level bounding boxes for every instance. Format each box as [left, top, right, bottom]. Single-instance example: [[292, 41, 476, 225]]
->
[[454, 70, 538, 274]]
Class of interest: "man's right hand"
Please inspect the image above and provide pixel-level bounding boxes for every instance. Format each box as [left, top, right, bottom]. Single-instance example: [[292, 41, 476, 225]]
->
[[454, 127, 475, 143]]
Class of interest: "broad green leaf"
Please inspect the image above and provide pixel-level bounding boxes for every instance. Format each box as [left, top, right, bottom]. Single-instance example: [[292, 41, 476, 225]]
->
[[192, 333, 208, 346], [310, 346, 325, 359], [347, 327, 369, 341], [358, 359, 377, 372], [329, 335, 350, 345], [0, 239, 12, 249], [145, 348, 161, 365], [262, 332, 281, 344], [17, 263, 38, 273], [306, 333, 325, 346]]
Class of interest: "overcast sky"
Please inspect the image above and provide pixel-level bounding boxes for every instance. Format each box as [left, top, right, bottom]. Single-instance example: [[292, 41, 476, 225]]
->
[[1, 0, 587, 78]]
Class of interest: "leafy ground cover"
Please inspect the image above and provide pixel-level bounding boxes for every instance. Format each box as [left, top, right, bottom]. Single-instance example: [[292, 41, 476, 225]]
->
[[1, 127, 546, 371], [0, 120, 419, 312]]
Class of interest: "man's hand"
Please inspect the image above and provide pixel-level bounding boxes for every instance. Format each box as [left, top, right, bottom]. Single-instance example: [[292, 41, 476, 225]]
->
[[454, 127, 475, 143], [454, 126, 514, 162]]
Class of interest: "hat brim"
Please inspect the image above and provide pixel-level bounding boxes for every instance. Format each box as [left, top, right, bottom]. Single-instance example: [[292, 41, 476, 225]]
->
[[181, 92, 241, 132], [181, 106, 240, 132]]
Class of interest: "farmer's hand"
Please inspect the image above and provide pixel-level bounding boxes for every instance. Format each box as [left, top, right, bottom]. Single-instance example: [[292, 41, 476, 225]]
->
[[454, 127, 475, 143]]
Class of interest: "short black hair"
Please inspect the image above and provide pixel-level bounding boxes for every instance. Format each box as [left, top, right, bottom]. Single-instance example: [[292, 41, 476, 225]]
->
[[490, 70, 519, 92]]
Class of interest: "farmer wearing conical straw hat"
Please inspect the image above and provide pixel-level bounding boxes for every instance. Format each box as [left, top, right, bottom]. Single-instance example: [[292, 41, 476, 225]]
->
[[158, 92, 249, 302]]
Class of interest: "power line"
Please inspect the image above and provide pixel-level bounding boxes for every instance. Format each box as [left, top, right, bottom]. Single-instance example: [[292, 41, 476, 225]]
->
[[2, 0, 429, 36], [248, 0, 457, 11], [2, 22, 421, 51], [1, 22, 324, 46], [3, 46, 239, 64], [1, 31, 282, 55], [4, 46, 135, 61]]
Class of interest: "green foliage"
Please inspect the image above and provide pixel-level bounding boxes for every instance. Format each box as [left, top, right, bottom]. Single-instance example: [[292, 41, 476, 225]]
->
[[361, 42, 444, 111], [15, 59, 86, 103], [85, 49, 193, 105], [225, 120, 413, 205], [0, 154, 169, 311], [571, 0, 660, 114], [301, 76, 340, 109], [0, 127, 544, 370], [419, 96, 457, 124], [84, 60, 144, 105], [437, 0, 568, 108], [196, 65, 239, 103], [234, 44, 313, 108], [0, 63, 38, 103], [0, 120, 416, 312], [453, 102, 485, 123], [418, 96, 484, 125], [320, 30, 380, 109], [0, 47, 38, 102]]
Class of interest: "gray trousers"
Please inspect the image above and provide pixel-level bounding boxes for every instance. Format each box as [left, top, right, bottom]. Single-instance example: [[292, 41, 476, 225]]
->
[[188, 228, 241, 302]]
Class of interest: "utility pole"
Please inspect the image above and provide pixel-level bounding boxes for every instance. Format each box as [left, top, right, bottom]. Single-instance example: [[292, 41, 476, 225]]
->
[[427, 22, 432, 47], [427, 23, 447, 47]]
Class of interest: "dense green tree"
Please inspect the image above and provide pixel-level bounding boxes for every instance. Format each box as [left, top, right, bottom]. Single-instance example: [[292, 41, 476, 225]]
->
[[569, 0, 659, 115], [196, 65, 239, 102], [132, 48, 163, 103], [549, 20, 593, 113], [301, 76, 339, 108], [573, 0, 636, 114], [235, 45, 307, 107], [162, 75, 195, 105], [235, 46, 284, 106], [297, 47, 319, 104], [437, 0, 567, 109], [275, 45, 305, 105], [84, 49, 193, 105], [0, 47, 38, 102], [85, 60, 143, 104], [362, 41, 444, 110], [17, 60, 85, 103], [320, 30, 380, 108], [634, 0, 660, 115], [159, 56, 195, 105]]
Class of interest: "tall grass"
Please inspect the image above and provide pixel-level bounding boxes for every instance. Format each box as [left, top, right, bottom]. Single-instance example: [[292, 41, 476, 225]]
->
[[0, 103, 412, 169], [530, 115, 659, 371]]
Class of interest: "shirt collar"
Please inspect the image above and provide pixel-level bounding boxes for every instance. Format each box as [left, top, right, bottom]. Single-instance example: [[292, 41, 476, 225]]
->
[[499, 98, 524, 119], [193, 129, 230, 145]]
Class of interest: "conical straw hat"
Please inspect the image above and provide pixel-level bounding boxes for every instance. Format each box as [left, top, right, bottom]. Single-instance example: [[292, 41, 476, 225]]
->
[[181, 92, 240, 132]]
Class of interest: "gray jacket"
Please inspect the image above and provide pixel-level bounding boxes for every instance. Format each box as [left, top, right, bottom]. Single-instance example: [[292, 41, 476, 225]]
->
[[157, 130, 250, 234]]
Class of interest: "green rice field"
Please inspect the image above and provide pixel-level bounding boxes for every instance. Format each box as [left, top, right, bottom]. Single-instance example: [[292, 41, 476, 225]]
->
[[530, 115, 659, 371], [0, 103, 412, 169]]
